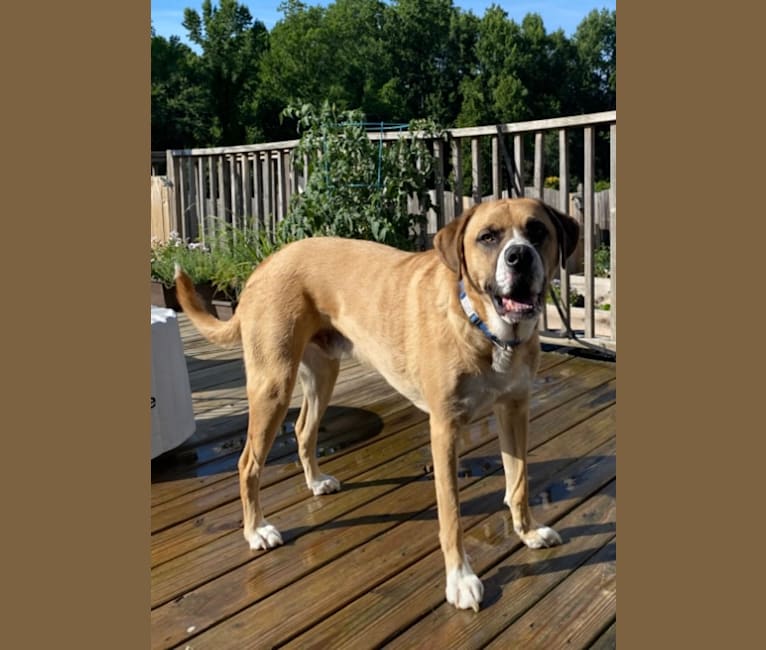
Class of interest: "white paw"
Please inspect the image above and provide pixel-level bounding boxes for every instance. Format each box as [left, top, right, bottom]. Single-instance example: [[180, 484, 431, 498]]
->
[[520, 525, 562, 549], [245, 523, 283, 550], [445, 565, 484, 612], [309, 474, 342, 496]]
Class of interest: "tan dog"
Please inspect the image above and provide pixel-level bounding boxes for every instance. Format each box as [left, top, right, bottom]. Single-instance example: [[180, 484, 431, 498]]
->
[[175, 198, 579, 612]]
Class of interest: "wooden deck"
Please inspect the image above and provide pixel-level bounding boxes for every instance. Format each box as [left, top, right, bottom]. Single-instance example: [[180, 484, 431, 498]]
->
[[151, 314, 617, 649]]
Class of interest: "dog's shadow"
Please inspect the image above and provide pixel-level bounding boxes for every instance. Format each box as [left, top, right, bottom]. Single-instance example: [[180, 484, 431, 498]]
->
[[283, 455, 613, 537], [282, 476, 615, 609], [151, 405, 385, 483], [480, 535, 616, 608]]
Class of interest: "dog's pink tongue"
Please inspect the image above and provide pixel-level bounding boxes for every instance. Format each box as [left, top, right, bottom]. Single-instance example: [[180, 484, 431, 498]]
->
[[502, 297, 534, 313]]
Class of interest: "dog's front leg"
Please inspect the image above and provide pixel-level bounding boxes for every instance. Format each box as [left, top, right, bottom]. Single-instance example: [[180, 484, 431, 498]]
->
[[430, 414, 483, 612], [494, 397, 562, 549]]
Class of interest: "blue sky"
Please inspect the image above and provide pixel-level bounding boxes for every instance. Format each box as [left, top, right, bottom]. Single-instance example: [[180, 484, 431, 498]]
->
[[151, 1, 616, 49]]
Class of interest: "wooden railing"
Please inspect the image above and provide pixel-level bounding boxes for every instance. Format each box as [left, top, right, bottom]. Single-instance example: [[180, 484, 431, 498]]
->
[[161, 111, 616, 350]]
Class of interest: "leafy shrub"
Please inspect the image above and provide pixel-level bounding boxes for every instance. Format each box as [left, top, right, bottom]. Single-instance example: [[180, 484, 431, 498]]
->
[[280, 101, 441, 250], [594, 243, 610, 278], [570, 291, 585, 307], [548, 280, 583, 307], [150, 220, 293, 300], [206, 219, 293, 299], [151, 233, 218, 288]]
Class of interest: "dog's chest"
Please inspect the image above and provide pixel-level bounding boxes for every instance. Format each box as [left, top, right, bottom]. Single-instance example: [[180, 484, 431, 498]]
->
[[456, 349, 532, 418]]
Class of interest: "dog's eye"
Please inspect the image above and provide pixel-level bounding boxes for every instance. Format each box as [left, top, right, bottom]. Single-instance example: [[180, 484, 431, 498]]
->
[[477, 229, 498, 245], [525, 220, 548, 247]]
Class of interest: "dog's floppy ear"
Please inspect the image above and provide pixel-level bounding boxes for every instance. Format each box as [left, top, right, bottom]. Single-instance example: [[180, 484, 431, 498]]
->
[[434, 204, 478, 276], [542, 202, 580, 263]]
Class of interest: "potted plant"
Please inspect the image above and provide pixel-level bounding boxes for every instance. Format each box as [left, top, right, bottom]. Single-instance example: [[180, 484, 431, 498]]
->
[[150, 222, 292, 319], [206, 222, 289, 316], [151, 232, 220, 311]]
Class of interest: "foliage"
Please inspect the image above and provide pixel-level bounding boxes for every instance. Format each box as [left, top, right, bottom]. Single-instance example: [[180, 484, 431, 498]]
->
[[279, 102, 440, 250], [151, 32, 209, 150], [151, 233, 219, 288], [206, 219, 293, 299], [151, 2, 617, 150], [381, 0, 476, 125], [594, 243, 611, 278], [572, 9, 616, 112], [181, 0, 269, 145], [548, 280, 583, 308], [258, 0, 392, 130], [544, 176, 560, 190], [456, 9, 580, 128], [150, 222, 293, 299]]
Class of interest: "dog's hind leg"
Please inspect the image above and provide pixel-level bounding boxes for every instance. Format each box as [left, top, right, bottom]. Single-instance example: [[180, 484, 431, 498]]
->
[[238, 359, 299, 551], [295, 343, 342, 496]]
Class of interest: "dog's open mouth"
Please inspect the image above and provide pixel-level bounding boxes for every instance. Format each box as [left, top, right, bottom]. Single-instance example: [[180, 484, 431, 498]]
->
[[491, 290, 541, 322]]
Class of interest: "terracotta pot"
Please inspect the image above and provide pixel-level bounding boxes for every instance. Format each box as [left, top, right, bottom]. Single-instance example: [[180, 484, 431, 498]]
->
[[210, 298, 238, 321], [150, 280, 218, 313]]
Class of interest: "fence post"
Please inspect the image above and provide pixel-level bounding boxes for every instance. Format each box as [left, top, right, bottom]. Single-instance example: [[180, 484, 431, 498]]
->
[[535, 131, 546, 329], [533, 131, 544, 199], [558, 129, 571, 332], [471, 137, 482, 204], [433, 137, 445, 230], [491, 135, 502, 199], [513, 135, 524, 197], [583, 127, 595, 339], [609, 123, 617, 343], [164, 150, 179, 236], [450, 136, 463, 220]]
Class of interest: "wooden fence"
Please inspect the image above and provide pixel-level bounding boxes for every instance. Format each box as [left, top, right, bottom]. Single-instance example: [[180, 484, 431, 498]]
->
[[150, 176, 172, 243], [153, 111, 616, 349]]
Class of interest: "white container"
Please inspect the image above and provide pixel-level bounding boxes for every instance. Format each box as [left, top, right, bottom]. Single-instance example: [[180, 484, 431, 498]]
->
[[151, 306, 196, 458]]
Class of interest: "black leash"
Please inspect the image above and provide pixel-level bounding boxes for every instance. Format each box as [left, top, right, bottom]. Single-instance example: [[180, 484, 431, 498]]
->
[[546, 283, 617, 361]]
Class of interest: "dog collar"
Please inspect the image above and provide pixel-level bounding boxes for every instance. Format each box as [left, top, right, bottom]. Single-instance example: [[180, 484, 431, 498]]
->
[[458, 280, 521, 350]]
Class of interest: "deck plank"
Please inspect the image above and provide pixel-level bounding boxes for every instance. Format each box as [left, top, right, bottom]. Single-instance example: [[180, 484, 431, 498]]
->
[[150, 314, 617, 649], [589, 620, 617, 649], [485, 537, 616, 648]]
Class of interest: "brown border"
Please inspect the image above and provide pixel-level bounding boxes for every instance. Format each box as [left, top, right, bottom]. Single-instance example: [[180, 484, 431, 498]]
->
[[618, 1, 761, 646], [7, 1, 755, 646], [618, 1, 667, 644], [4, 2, 150, 647]]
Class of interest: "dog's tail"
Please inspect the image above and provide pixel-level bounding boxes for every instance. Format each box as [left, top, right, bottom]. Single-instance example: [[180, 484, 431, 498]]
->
[[173, 264, 242, 348]]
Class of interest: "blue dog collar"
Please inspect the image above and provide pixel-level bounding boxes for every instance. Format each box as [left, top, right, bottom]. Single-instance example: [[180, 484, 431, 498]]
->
[[458, 280, 521, 350]]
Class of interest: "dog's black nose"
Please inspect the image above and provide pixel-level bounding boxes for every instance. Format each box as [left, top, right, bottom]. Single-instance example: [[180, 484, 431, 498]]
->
[[504, 244, 533, 270]]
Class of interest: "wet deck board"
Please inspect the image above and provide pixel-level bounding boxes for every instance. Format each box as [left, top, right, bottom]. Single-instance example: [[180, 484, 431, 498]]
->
[[151, 314, 617, 649]]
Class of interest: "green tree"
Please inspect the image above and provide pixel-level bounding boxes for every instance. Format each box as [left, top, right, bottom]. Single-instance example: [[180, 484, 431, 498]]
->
[[151, 27, 208, 150], [257, 0, 394, 139], [151, 1, 616, 154], [572, 9, 616, 112], [182, 0, 268, 145], [457, 8, 582, 127], [381, 0, 469, 124]]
